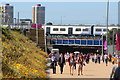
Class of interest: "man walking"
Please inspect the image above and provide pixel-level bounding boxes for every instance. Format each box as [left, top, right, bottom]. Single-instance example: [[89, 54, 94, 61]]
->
[[110, 59, 120, 80], [58, 53, 65, 74], [49, 52, 57, 74]]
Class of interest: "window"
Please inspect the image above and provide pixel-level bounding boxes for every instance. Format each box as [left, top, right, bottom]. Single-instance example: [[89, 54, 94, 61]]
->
[[60, 28, 66, 31], [53, 28, 58, 31], [76, 28, 81, 31], [103, 29, 107, 32], [83, 28, 88, 31], [96, 29, 102, 31]]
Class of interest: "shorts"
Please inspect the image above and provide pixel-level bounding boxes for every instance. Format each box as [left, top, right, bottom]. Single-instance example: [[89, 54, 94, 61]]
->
[[70, 63, 74, 66], [78, 64, 83, 68]]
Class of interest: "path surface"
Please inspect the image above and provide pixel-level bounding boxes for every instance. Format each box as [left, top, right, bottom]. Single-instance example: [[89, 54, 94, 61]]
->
[[49, 61, 114, 78]]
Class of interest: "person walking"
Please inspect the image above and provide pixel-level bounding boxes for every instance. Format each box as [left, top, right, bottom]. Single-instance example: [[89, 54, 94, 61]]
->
[[97, 54, 101, 64], [110, 59, 120, 80], [91, 53, 94, 62], [104, 53, 108, 66], [58, 53, 65, 74], [49, 52, 57, 74], [102, 55, 105, 63], [94, 54, 97, 63], [68, 53, 74, 75], [77, 55, 84, 76], [86, 54, 90, 64], [73, 54, 77, 70]]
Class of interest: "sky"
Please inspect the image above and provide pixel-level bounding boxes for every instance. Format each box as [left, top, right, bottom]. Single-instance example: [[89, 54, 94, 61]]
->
[[1, 2, 118, 25]]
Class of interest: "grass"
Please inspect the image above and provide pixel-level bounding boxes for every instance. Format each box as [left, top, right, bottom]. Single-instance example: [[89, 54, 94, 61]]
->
[[2, 28, 48, 79]]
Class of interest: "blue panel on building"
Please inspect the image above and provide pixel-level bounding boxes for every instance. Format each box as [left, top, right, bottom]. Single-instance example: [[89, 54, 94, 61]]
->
[[52, 39, 57, 44], [69, 40, 74, 44], [63, 39, 69, 44], [81, 40, 86, 45], [87, 40, 93, 45], [75, 40, 80, 44], [94, 40, 99, 45], [100, 40, 102, 45], [57, 39, 62, 44]]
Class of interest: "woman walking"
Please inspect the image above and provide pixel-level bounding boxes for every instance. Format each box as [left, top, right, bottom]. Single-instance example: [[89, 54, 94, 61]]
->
[[77, 55, 84, 75], [68, 53, 74, 75], [104, 53, 108, 66]]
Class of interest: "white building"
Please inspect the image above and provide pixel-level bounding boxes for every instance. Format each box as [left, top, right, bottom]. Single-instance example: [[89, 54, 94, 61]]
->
[[32, 4, 45, 25]]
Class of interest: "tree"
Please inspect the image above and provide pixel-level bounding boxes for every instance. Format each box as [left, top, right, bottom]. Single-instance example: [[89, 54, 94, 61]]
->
[[107, 28, 120, 45], [46, 22, 53, 25]]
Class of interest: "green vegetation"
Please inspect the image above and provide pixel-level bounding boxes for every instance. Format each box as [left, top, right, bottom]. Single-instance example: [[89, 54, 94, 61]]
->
[[46, 22, 53, 25], [107, 28, 120, 45], [2, 27, 48, 79]]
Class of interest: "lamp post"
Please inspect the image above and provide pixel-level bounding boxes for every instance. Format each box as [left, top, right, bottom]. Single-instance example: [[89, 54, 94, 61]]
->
[[44, 25, 47, 52], [36, 23, 38, 46], [17, 12, 19, 28], [102, 33, 104, 55], [112, 29, 115, 54], [106, 0, 109, 54]]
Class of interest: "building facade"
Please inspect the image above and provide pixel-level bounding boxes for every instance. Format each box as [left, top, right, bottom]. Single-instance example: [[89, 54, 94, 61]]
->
[[32, 4, 45, 25], [44, 25, 119, 54], [0, 4, 14, 25]]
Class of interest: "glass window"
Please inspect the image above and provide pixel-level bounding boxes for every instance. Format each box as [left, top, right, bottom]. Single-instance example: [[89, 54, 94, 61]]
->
[[60, 28, 66, 31], [96, 29, 102, 31], [103, 29, 107, 32], [83, 28, 88, 31], [76, 28, 81, 31], [53, 28, 58, 31]]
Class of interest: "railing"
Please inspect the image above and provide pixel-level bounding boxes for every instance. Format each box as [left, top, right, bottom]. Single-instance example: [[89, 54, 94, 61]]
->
[[47, 35, 102, 39]]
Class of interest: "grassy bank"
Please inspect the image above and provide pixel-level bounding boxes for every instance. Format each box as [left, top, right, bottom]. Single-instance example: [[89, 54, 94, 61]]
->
[[2, 27, 48, 79]]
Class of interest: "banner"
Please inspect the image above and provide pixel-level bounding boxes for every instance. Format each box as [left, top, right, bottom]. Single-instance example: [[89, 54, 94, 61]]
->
[[104, 41, 107, 50], [116, 33, 120, 51]]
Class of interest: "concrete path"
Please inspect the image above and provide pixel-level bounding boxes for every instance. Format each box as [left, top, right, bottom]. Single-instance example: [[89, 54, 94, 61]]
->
[[49, 61, 114, 78]]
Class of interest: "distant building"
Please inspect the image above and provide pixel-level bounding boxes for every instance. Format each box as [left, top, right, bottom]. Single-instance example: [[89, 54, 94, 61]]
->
[[0, 4, 14, 25], [32, 4, 45, 25]]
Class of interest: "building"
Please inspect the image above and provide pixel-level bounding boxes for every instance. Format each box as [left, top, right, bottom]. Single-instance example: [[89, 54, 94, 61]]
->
[[32, 4, 45, 25], [0, 4, 14, 25], [44, 25, 119, 54]]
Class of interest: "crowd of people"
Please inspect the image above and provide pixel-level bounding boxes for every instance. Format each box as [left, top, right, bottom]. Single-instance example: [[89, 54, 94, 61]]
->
[[49, 52, 120, 79]]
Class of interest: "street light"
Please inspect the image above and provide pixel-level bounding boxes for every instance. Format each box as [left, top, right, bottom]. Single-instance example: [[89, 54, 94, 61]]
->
[[101, 33, 104, 55], [36, 23, 38, 46], [106, 0, 109, 54]]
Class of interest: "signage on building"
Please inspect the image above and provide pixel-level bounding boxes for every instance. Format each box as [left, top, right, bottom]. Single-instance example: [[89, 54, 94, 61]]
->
[[31, 24, 42, 28]]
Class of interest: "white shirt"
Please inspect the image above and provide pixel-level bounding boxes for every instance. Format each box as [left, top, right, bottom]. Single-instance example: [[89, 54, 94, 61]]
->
[[104, 55, 108, 59]]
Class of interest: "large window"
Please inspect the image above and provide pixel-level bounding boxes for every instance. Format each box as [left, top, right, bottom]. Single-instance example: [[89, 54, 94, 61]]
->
[[53, 28, 58, 31], [83, 28, 88, 31], [60, 28, 66, 31], [96, 29, 102, 32], [103, 29, 107, 32], [76, 28, 81, 31]]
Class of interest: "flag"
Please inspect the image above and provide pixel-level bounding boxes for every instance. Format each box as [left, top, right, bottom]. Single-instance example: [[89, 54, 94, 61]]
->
[[116, 33, 120, 51], [104, 41, 107, 50]]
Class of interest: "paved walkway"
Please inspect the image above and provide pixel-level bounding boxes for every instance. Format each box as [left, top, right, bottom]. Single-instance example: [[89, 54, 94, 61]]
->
[[49, 61, 114, 78]]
